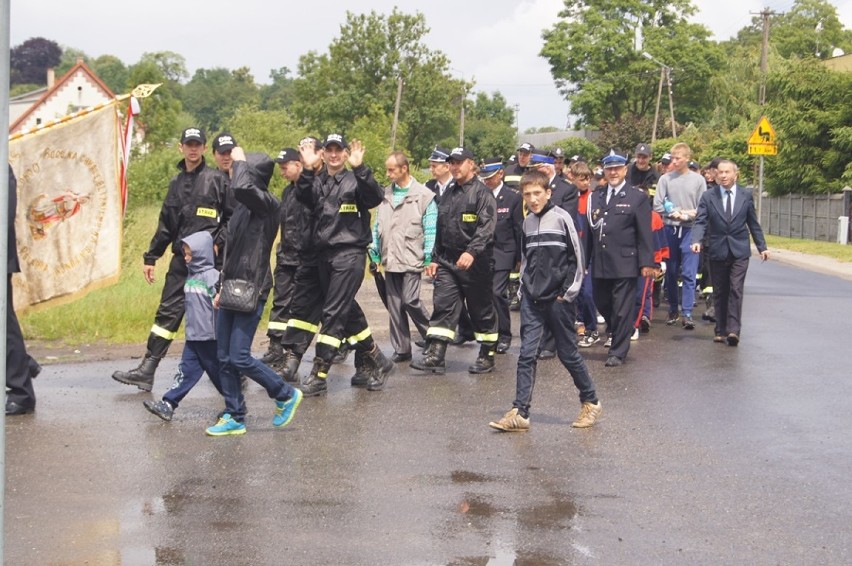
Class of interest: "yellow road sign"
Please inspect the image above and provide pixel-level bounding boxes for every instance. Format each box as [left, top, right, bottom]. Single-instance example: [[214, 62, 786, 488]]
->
[[748, 144, 778, 156], [748, 116, 777, 145], [747, 116, 777, 156]]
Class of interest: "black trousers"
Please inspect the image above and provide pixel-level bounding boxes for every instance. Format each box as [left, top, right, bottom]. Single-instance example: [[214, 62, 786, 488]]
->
[[6, 275, 36, 408], [710, 256, 749, 337], [266, 262, 297, 341], [427, 260, 498, 343], [593, 277, 637, 360], [146, 253, 186, 359], [493, 268, 512, 341], [314, 247, 374, 362], [281, 263, 323, 357]]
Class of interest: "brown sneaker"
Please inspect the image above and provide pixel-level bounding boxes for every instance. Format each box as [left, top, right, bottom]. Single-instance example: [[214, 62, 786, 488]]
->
[[488, 408, 530, 432], [572, 401, 602, 428]]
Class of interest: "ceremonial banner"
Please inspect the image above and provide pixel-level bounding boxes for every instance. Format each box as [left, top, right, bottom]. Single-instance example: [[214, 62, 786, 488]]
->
[[8, 104, 123, 310]]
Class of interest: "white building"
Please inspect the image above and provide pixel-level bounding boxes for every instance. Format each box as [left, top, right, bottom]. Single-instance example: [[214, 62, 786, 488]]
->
[[10, 59, 115, 134]]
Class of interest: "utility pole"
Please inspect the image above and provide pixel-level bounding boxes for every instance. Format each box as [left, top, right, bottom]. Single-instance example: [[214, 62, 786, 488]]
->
[[666, 67, 676, 139], [651, 67, 664, 144], [513, 104, 520, 144], [751, 7, 778, 218], [459, 84, 466, 147], [390, 77, 404, 150]]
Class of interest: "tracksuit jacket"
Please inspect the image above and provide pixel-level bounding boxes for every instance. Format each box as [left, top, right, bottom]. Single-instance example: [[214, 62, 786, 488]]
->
[[520, 201, 585, 303]]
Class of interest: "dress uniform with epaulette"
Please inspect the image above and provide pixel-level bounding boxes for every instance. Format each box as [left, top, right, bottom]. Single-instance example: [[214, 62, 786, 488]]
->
[[586, 149, 655, 367], [479, 157, 523, 353]]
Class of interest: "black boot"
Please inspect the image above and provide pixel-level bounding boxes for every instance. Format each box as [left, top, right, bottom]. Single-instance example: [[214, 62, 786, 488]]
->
[[280, 350, 302, 384], [261, 338, 284, 365], [332, 343, 351, 364], [350, 350, 371, 388], [366, 347, 394, 391], [410, 340, 447, 374], [112, 355, 160, 391], [468, 343, 496, 374], [508, 277, 521, 311], [301, 358, 330, 397]]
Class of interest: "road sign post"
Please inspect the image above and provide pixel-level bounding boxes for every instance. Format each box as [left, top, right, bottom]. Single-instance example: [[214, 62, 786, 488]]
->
[[747, 116, 777, 219]]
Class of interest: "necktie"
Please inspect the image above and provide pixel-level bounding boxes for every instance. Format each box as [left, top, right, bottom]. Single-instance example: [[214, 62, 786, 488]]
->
[[607, 187, 615, 204], [724, 189, 732, 219]]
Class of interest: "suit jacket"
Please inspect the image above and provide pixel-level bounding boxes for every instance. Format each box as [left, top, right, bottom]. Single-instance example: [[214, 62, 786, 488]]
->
[[587, 183, 654, 279], [425, 178, 452, 205], [491, 184, 523, 271], [550, 176, 579, 221], [692, 183, 767, 261]]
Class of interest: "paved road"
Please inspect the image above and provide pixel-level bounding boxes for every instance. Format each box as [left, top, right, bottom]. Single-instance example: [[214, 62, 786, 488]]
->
[[5, 258, 852, 565]]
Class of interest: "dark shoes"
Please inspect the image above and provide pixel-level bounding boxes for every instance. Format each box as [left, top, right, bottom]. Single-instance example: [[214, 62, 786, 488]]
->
[[411, 341, 448, 374], [666, 312, 680, 326], [605, 356, 624, 367], [391, 352, 412, 363], [713, 335, 726, 343], [332, 345, 351, 364], [112, 355, 160, 391], [537, 349, 555, 360], [143, 400, 174, 422], [726, 333, 740, 347], [301, 359, 330, 397], [639, 316, 651, 333], [495, 338, 511, 354], [366, 347, 394, 392], [468, 344, 496, 374], [682, 315, 695, 330], [5, 401, 35, 416], [350, 351, 371, 388]]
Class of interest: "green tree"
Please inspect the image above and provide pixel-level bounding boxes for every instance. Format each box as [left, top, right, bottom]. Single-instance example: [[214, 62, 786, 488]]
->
[[733, 0, 852, 60], [183, 67, 261, 134], [540, 0, 722, 127], [222, 105, 309, 157], [91, 54, 129, 94], [764, 61, 852, 194], [464, 92, 517, 162], [127, 60, 182, 148], [291, 9, 464, 161], [260, 67, 295, 111], [549, 137, 602, 163]]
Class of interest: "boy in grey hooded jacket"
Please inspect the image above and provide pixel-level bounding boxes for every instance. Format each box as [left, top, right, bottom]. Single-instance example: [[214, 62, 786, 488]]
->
[[144, 231, 224, 421]]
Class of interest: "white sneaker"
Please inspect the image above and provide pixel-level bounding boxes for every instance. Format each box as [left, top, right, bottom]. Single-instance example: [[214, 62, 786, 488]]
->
[[596, 314, 605, 324], [631, 328, 639, 341], [604, 335, 612, 347]]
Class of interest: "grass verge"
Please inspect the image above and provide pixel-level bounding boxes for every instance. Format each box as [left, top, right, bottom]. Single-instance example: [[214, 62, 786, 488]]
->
[[765, 235, 852, 263]]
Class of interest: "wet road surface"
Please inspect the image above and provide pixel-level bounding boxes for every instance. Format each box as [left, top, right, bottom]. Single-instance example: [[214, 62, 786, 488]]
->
[[5, 259, 852, 564]]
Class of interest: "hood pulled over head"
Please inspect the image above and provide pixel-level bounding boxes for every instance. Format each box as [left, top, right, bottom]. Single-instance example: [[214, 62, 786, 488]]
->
[[245, 152, 275, 190], [182, 230, 215, 273]]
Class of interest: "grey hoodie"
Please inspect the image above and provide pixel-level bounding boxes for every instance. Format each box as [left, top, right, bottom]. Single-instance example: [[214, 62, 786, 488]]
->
[[182, 231, 219, 341]]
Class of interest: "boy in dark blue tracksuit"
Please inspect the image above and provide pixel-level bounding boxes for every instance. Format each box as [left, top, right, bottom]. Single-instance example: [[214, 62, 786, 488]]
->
[[143, 231, 226, 421], [489, 170, 601, 432]]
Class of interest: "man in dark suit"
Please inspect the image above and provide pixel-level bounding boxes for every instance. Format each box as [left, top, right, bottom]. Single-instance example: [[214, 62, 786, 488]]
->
[[479, 158, 523, 353], [6, 165, 41, 415], [690, 159, 769, 346], [425, 146, 453, 204], [587, 149, 655, 367]]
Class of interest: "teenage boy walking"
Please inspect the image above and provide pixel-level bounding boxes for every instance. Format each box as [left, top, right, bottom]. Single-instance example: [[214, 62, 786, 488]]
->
[[489, 170, 602, 432]]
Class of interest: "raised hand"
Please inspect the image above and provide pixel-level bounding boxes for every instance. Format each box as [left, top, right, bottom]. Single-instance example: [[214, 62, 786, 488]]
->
[[347, 139, 365, 168]]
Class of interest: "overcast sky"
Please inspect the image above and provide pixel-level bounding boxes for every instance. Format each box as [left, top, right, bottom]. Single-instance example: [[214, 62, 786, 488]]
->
[[10, 0, 852, 130]]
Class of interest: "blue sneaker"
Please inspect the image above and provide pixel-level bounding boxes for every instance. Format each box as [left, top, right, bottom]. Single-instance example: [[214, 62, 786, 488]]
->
[[273, 389, 303, 428], [205, 413, 246, 436]]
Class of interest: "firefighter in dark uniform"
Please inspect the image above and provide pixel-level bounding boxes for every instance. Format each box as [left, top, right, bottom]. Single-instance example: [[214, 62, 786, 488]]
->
[[479, 157, 523, 354], [112, 127, 232, 391], [294, 134, 394, 396], [411, 147, 498, 375], [259, 147, 305, 373], [586, 149, 655, 367], [502, 142, 534, 192], [278, 137, 325, 385], [551, 146, 567, 179]]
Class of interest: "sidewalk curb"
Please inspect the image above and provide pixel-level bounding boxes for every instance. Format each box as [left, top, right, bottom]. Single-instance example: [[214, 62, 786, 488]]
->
[[767, 247, 852, 282]]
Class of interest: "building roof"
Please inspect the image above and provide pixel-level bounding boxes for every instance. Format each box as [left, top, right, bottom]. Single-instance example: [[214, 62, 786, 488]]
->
[[10, 60, 116, 132], [822, 52, 852, 73]]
